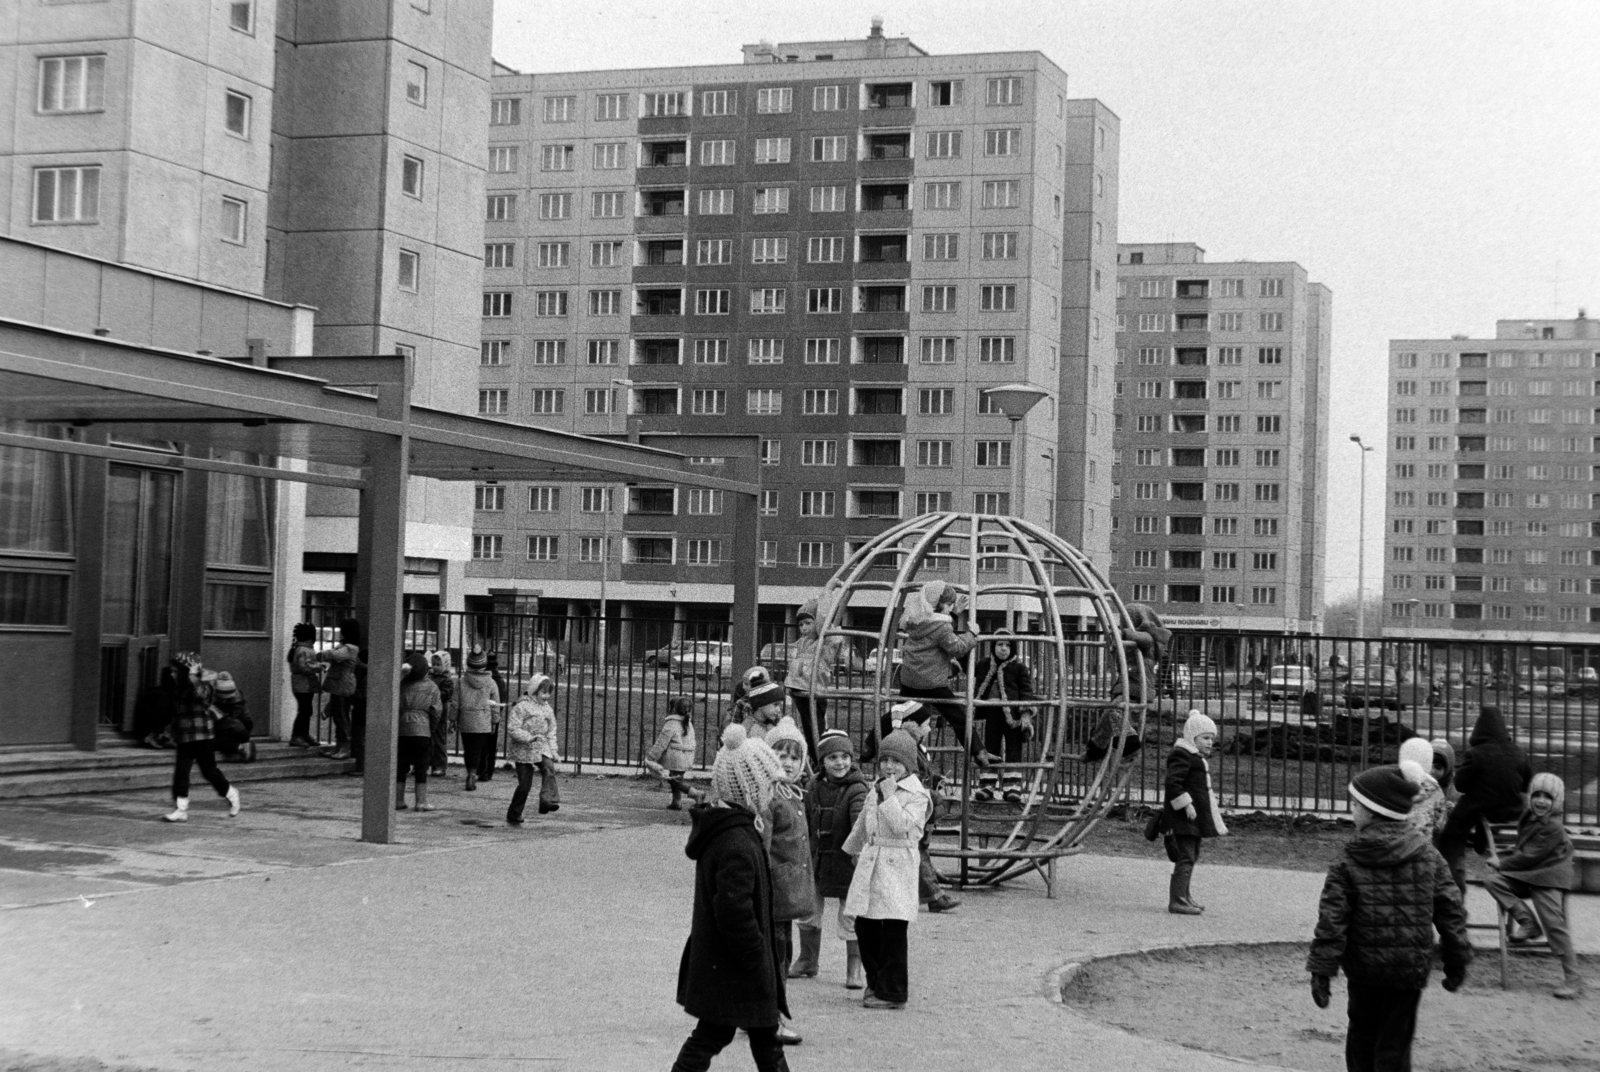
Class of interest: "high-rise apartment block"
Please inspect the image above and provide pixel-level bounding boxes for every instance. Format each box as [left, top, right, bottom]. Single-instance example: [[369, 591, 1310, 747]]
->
[[474, 26, 1118, 626], [1383, 315, 1600, 641], [1111, 243, 1330, 631]]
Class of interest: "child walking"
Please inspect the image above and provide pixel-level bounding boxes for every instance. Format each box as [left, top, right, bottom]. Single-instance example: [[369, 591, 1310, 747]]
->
[[161, 652, 240, 822], [764, 716, 814, 1046], [1307, 766, 1472, 1071], [506, 672, 560, 824], [670, 724, 791, 1072], [842, 728, 932, 1010], [1484, 772, 1585, 999], [797, 728, 869, 988], [395, 652, 441, 812], [645, 696, 700, 809], [455, 646, 500, 792], [1159, 711, 1227, 914]]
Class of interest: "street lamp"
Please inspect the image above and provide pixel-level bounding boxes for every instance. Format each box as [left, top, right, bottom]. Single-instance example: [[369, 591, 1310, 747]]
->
[[980, 383, 1052, 629], [597, 378, 632, 673], [1350, 435, 1374, 638]]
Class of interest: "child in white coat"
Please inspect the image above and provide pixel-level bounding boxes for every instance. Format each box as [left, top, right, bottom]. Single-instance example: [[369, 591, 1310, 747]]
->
[[506, 673, 560, 824], [843, 728, 931, 1010]]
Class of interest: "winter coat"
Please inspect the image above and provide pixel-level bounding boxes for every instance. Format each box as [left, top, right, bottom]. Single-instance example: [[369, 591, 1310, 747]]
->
[[842, 773, 931, 921], [974, 653, 1035, 728], [898, 614, 978, 690], [1496, 810, 1575, 889], [454, 670, 499, 735], [1306, 820, 1472, 989], [1162, 740, 1226, 839], [1405, 775, 1451, 840], [808, 766, 869, 898], [428, 668, 456, 722], [766, 785, 814, 921], [1446, 708, 1532, 833], [168, 678, 215, 744], [398, 678, 441, 738], [318, 642, 360, 697], [289, 642, 321, 695], [785, 632, 841, 693], [676, 804, 789, 1029], [506, 686, 559, 764], [646, 715, 697, 772]]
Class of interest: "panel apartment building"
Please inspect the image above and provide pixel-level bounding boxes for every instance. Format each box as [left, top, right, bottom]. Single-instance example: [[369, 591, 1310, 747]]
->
[[1382, 314, 1600, 643], [1110, 242, 1330, 632], [472, 25, 1119, 631]]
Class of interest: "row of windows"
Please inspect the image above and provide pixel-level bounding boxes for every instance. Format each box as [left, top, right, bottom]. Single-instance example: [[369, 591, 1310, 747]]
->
[[34, 55, 258, 138], [1393, 435, 1600, 452], [484, 232, 1031, 268], [1124, 551, 1283, 571], [1394, 351, 1596, 369], [1120, 379, 1285, 401], [1121, 448, 1285, 467], [476, 384, 1034, 418], [489, 78, 1030, 127], [1117, 482, 1283, 503], [1118, 277, 1286, 299], [1116, 346, 1286, 367], [1116, 414, 1283, 435], [1394, 379, 1596, 397], [1387, 547, 1600, 567], [480, 335, 1021, 367], [1390, 575, 1599, 594], [486, 179, 1033, 221], [1115, 516, 1283, 537], [482, 283, 1031, 318], [1390, 520, 1600, 538], [1392, 463, 1599, 480], [1395, 407, 1596, 425], [1118, 312, 1286, 333], [1392, 491, 1600, 509], [1390, 603, 1600, 624], [1125, 584, 1280, 606], [30, 165, 251, 244]]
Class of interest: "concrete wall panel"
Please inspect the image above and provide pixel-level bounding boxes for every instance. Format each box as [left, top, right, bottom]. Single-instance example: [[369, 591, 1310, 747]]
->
[[148, 273, 204, 351], [0, 635, 72, 744], [127, 41, 206, 168], [124, 153, 202, 278], [40, 249, 100, 333]]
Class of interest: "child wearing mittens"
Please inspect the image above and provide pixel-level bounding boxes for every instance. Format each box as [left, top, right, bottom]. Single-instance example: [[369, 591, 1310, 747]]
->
[[1158, 710, 1227, 915], [798, 728, 870, 988], [645, 696, 701, 809], [763, 716, 814, 1046], [842, 728, 932, 1010]]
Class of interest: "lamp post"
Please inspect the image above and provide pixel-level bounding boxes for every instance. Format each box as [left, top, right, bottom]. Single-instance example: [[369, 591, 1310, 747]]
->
[[597, 378, 632, 674], [980, 384, 1051, 630], [1350, 435, 1374, 639]]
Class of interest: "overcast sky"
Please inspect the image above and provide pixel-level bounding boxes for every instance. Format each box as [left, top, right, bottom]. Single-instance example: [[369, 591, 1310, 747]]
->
[[492, 0, 1600, 606]]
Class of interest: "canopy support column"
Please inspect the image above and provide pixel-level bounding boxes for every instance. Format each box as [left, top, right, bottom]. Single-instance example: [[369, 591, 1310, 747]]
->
[[69, 439, 108, 751], [729, 457, 761, 675], [169, 459, 210, 655]]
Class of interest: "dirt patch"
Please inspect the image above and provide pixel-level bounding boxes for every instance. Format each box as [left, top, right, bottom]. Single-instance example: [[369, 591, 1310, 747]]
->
[[1083, 808, 1356, 873], [0, 1049, 160, 1072], [1061, 942, 1600, 1072]]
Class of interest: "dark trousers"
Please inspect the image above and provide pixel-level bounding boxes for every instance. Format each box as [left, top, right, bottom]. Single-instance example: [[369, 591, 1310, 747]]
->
[[396, 735, 430, 784], [885, 683, 984, 759], [460, 732, 494, 778], [1436, 798, 1522, 894], [508, 758, 559, 821], [918, 845, 943, 903], [428, 709, 449, 773], [1345, 981, 1422, 1072], [1165, 834, 1202, 904], [350, 696, 366, 765], [291, 692, 315, 741], [854, 917, 910, 1003], [670, 1019, 788, 1072], [477, 725, 500, 780], [173, 741, 230, 799], [787, 691, 825, 758], [326, 694, 353, 749]]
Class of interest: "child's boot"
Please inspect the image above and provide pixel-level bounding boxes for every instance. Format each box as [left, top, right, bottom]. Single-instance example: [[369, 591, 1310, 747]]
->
[[788, 926, 822, 978], [844, 940, 864, 989], [1168, 873, 1202, 915], [226, 786, 241, 817], [396, 781, 409, 810], [668, 782, 683, 810], [1554, 952, 1585, 999], [1507, 906, 1541, 943], [415, 782, 434, 811], [163, 797, 189, 823]]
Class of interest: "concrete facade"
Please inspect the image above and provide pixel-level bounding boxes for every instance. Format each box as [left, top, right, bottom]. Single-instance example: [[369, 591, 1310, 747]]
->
[[474, 33, 1116, 623], [1110, 242, 1330, 632], [1382, 315, 1600, 642]]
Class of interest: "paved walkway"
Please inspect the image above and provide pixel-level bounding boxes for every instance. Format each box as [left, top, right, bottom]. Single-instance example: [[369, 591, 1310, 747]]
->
[[1, 775, 1594, 1072]]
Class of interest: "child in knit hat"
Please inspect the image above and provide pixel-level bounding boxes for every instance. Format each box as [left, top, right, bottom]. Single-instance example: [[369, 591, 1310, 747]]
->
[[645, 696, 701, 810], [1307, 766, 1471, 1069], [1484, 772, 1584, 999], [671, 724, 792, 1071], [842, 728, 931, 1010], [796, 729, 869, 988], [1397, 737, 1450, 839], [763, 716, 813, 1045], [1156, 711, 1228, 915], [209, 672, 256, 764], [505, 674, 560, 824]]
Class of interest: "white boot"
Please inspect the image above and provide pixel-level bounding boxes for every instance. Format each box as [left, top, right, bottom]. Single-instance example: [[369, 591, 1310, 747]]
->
[[226, 786, 241, 817], [164, 798, 189, 823]]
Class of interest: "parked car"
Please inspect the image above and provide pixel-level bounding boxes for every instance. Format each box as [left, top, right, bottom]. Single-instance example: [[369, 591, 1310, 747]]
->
[[864, 647, 902, 674], [1265, 665, 1315, 702], [643, 640, 687, 669], [1344, 665, 1401, 710], [758, 641, 799, 678], [673, 641, 733, 680], [1516, 666, 1566, 698], [1569, 667, 1599, 699]]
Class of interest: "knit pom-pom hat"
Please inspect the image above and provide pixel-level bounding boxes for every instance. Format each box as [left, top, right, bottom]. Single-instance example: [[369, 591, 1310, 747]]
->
[[816, 728, 854, 761], [1397, 737, 1435, 780], [711, 723, 784, 816], [1182, 710, 1218, 745], [1349, 765, 1418, 821], [796, 598, 819, 622], [765, 715, 808, 760], [1529, 771, 1565, 812], [466, 645, 489, 671], [876, 728, 920, 776], [745, 680, 786, 713]]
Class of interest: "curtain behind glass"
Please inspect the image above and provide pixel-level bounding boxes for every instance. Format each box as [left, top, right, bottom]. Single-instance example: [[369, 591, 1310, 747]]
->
[[206, 455, 272, 568], [0, 423, 75, 554]]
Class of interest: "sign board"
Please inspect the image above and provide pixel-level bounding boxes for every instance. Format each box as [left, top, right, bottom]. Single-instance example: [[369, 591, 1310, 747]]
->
[[1162, 616, 1222, 629]]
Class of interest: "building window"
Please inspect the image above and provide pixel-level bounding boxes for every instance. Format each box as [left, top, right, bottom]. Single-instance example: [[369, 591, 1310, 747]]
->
[[534, 241, 569, 268], [405, 62, 428, 106], [685, 539, 723, 566], [922, 285, 957, 313], [757, 87, 793, 113], [399, 154, 425, 197], [228, 1, 254, 33], [530, 339, 566, 364], [211, 196, 248, 246], [927, 130, 962, 158], [543, 95, 576, 122], [594, 92, 626, 120], [981, 232, 1018, 260], [924, 181, 961, 210], [813, 85, 844, 111], [800, 491, 836, 517], [490, 98, 521, 125], [1259, 312, 1285, 332], [223, 90, 251, 137], [472, 535, 503, 561], [747, 389, 783, 415], [695, 289, 731, 315], [1260, 277, 1285, 297], [533, 291, 568, 317], [798, 542, 837, 569], [589, 290, 621, 316], [32, 166, 100, 224], [752, 187, 790, 214], [1250, 586, 1278, 606], [808, 288, 842, 314], [701, 89, 737, 115], [754, 137, 793, 164], [917, 440, 953, 467], [984, 128, 1020, 155], [919, 388, 954, 415], [810, 135, 848, 162], [692, 339, 729, 365], [802, 389, 838, 416], [810, 185, 847, 213], [584, 388, 616, 415], [750, 288, 786, 314], [474, 483, 504, 511], [698, 138, 736, 166], [686, 489, 725, 516], [396, 248, 418, 291], [480, 339, 509, 366], [486, 194, 516, 221], [979, 284, 1017, 311], [628, 536, 675, 565], [540, 144, 574, 171], [801, 440, 837, 466], [482, 291, 512, 318], [980, 179, 1020, 208], [690, 389, 726, 416], [979, 337, 1015, 363], [538, 192, 571, 220], [974, 492, 1010, 514], [986, 76, 1022, 105], [975, 441, 1011, 467], [805, 338, 840, 364], [529, 389, 564, 415], [751, 236, 789, 264], [591, 191, 625, 218], [526, 536, 559, 563]]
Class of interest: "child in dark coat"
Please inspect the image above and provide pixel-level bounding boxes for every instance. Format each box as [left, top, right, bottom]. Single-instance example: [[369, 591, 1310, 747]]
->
[[1436, 705, 1532, 893], [1307, 765, 1472, 1072], [795, 728, 869, 988], [972, 628, 1036, 803], [1484, 772, 1584, 998], [1158, 710, 1227, 914], [672, 724, 791, 1072]]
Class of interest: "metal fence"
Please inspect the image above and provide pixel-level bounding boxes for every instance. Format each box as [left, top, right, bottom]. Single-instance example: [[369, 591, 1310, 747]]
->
[[299, 603, 1599, 826]]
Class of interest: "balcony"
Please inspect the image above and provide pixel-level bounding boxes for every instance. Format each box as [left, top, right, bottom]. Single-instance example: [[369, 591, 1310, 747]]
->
[[1172, 415, 1207, 434], [640, 190, 685, 217], [851, 440, 902, 467], [858, 234, 908, 263], [1174, 347, 1207, 366], [1173, 381, 1208, 400], [635, 289, 682, 316], [633, 339, 681, 365], [857, 336, 905, 364], [860, 183, 909, 212], [865, 132, 910, 159], [1171, 449, 1205, 466], [1176, 279, 1210, 299], [857, 286, 906, 313], [865, 82, 913, 110], [640, 140, 687, 167], [853, 389, 903, 416], [851, 490, 901, 519], [641, 240, 684, 266]]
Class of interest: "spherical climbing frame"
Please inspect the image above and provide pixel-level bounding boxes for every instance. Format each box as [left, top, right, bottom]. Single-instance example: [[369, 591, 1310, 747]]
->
[[799, 512, 1146, 897]]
